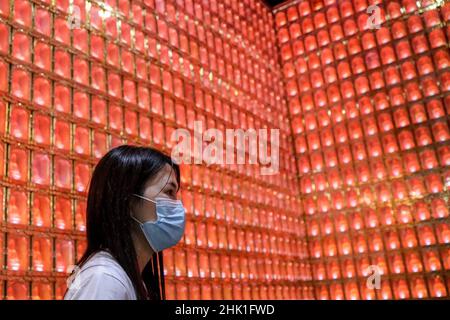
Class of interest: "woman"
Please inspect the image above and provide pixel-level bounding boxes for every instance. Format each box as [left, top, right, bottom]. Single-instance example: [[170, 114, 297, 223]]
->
[[65, 145, 185, 300]]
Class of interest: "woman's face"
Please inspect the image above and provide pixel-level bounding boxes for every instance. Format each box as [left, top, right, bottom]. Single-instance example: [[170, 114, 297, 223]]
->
[[132, 164, 179, 223]]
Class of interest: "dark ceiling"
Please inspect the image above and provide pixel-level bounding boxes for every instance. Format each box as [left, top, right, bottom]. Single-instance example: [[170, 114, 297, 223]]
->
[[264, 0, 287, 8]]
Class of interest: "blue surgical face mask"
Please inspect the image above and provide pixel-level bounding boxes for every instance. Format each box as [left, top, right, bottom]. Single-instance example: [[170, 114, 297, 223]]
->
[[131, 194, 185, 253]]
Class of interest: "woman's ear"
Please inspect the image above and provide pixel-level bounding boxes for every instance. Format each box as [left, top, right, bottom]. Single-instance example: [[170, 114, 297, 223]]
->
[[129, 197, 141, 220]]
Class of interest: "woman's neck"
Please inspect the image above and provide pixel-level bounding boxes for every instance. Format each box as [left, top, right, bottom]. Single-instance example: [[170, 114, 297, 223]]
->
[[132, 231, 154, 273], [137, 249, 153, 273]]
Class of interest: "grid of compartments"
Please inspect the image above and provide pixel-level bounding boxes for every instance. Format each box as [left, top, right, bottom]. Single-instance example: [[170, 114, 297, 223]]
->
[[275, 0, 450, 299], [0, 0, 309, 299]]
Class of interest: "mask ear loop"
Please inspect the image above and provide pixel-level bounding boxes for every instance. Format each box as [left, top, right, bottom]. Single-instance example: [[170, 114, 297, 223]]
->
[[132, 193, 156, 203], [151, 252, 161, 300], [157, 251, 166, 300], [130, 214, 142, 225]]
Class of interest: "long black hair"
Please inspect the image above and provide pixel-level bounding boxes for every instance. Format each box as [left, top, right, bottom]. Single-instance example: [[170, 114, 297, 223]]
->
[[75, 145, 180, 300]]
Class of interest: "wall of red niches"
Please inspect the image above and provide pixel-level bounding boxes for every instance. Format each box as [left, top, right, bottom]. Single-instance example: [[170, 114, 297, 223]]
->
[[0, 0, 306, 300], [0, 0, 448, 300], [275, 0, 450, 299]]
